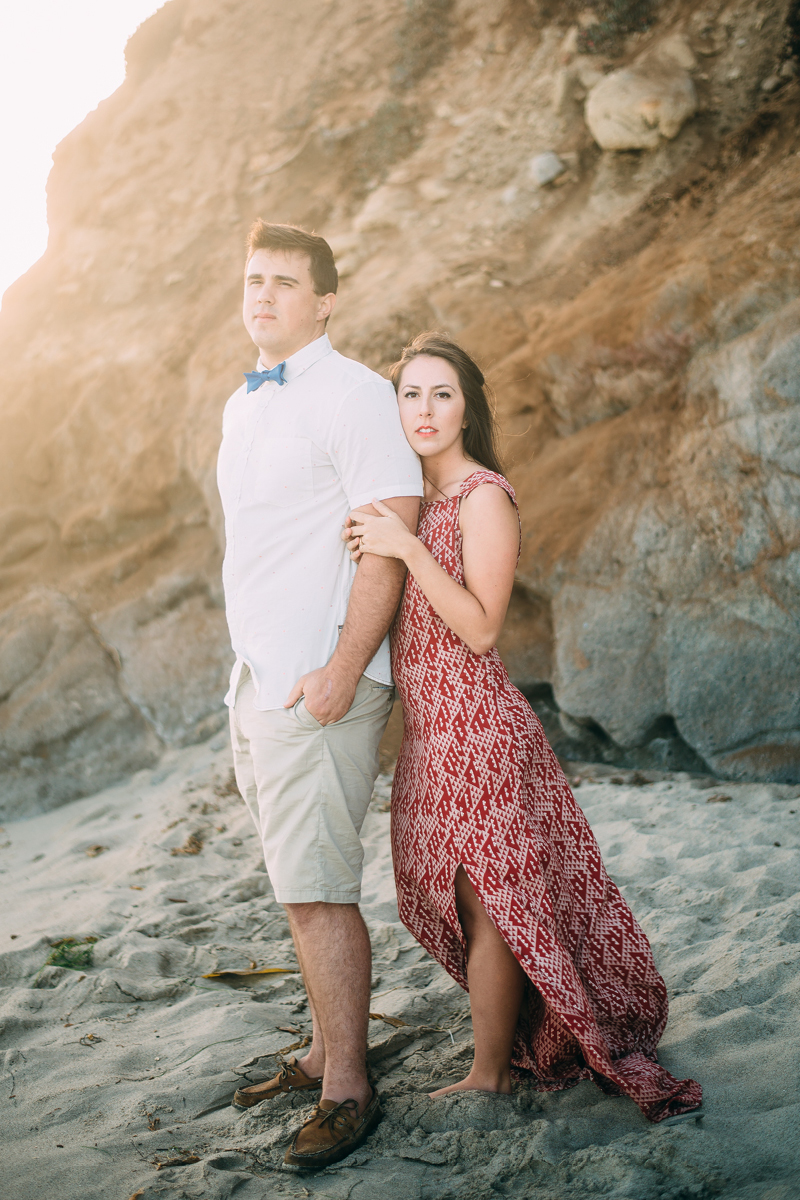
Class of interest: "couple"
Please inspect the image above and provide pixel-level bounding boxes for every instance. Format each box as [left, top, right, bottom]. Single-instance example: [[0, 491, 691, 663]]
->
[[217, 222, 702, 1169]]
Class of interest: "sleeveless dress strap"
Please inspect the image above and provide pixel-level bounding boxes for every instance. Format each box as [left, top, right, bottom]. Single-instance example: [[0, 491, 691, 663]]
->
[[459, 470, 517, 508]]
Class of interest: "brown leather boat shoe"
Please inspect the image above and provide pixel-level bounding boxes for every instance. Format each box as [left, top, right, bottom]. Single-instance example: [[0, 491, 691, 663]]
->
[[284, 1089, 383, 1168], [232, 1056, 323, 1109]]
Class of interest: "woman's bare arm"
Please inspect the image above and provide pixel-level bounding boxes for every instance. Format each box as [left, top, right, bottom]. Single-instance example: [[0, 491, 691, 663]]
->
[[347, 484, 518, 656]]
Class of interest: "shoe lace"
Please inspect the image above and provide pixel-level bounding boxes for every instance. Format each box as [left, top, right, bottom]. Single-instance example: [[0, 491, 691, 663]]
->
[[314, 1098, 359, 1130]]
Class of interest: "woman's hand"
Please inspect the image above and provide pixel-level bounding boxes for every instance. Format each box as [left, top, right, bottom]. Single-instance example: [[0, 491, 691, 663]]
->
[[342, 515, 364, 562], [346, 499, 416, 561]]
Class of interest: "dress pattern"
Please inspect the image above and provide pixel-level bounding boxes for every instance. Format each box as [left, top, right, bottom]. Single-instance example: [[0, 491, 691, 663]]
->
[[390, 471, 701, 1122]]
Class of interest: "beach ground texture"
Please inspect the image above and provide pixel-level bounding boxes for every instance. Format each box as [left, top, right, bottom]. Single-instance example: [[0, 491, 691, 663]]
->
[[1, 738, 798, 1200]]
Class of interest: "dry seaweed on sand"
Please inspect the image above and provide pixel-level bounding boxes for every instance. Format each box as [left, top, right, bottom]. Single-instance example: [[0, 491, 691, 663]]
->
[[42, 936, 98, 972], [202, 965, 295, 980], [170, 832, 204, 856], [369, 1012, 410, 1028], [154, 1154, 200, 1169]]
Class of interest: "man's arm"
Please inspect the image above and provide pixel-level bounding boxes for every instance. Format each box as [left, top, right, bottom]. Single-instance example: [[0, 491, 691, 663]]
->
[[284, 496, 420, 724]]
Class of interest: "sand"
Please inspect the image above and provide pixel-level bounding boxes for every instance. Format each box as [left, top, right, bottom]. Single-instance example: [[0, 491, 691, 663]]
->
[[1, 738, 799, 1200]]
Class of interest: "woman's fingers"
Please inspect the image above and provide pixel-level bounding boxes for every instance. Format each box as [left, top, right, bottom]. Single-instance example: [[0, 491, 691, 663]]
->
[[343, 513, 368, 561], [345, 530, 363, 562]]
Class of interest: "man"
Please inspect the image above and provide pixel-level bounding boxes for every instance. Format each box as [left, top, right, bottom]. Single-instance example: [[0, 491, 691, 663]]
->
[[216, 221, 422, 1167]]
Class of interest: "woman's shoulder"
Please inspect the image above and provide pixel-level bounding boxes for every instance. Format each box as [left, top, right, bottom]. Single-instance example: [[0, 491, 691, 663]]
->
[[459, 469, 516, 505], [458, 469, 520, 555]]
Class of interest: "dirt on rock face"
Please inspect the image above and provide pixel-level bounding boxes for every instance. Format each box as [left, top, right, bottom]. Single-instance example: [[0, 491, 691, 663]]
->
[[0, 0, 799, 813]]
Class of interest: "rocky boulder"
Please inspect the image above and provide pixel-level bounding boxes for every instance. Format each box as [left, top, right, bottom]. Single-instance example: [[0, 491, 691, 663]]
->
[[94, 571, 232, 747], [0, 590, 160, 818], [585, 64, 697, 150]]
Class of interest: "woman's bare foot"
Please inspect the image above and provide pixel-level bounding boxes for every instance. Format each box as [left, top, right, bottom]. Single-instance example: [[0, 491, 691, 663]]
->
[[429, 1071, 512, 1099], [427, 870, 525, 1102]]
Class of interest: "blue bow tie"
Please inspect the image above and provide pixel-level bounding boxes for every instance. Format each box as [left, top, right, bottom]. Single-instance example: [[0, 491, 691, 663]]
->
[[244, 362, 287, 392]]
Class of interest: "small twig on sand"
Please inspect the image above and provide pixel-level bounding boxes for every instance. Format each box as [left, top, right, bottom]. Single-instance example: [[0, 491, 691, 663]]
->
[[131, 1138, 151, 1164]]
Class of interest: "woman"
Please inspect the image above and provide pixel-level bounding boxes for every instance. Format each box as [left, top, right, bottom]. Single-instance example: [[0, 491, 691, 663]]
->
[[346, 332, 701, 1122]]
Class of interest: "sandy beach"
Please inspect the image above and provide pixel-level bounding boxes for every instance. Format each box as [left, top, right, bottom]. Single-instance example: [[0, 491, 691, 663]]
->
[[1, 1, 800, 1196], [1, 738, 798, 1200]]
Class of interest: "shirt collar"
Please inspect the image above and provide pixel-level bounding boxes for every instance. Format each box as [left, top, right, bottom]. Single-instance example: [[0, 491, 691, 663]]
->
[[256, 333, 332, 385]]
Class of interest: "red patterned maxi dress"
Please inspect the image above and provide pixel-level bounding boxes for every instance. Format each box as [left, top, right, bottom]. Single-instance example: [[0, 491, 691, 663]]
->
[[390, 471, 701, 1122]]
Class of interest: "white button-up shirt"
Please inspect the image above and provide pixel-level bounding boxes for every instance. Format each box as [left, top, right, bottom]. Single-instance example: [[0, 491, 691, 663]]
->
[[217, 333, 423, 710]]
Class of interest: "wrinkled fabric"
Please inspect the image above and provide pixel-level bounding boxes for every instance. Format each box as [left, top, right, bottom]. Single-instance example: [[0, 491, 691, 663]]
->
[[391, 470, 702, 1122]]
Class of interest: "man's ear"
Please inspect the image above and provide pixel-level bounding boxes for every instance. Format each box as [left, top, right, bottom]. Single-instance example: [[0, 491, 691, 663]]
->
[[318, 292, 336, 323]]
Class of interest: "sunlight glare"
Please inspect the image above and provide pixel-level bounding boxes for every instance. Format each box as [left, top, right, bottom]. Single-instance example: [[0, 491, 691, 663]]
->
[[0, 1, 166, 305]]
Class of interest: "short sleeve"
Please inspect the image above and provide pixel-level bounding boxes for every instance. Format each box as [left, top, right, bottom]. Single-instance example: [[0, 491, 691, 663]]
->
[[329, 377, 424, 509]]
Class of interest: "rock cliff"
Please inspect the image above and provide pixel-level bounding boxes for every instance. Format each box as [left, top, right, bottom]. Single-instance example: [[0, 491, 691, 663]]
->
[[1, 0, 799, 816]]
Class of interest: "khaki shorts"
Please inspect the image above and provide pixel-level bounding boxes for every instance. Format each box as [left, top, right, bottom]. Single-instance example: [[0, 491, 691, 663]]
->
[[230, 667, 394, 904]]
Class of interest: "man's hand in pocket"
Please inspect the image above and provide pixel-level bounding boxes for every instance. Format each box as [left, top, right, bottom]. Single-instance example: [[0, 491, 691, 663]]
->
[[284, 663, 358, 725]]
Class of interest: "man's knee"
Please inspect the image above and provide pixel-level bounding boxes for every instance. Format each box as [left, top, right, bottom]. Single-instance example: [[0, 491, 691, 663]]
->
[[285, 900, 362, 932], [285, 900, 323, 923], [285, 900, 336, 930]]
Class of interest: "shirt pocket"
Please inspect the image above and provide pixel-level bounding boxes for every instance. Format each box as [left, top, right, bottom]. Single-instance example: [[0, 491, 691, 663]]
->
[[245, 437, 314, 508]]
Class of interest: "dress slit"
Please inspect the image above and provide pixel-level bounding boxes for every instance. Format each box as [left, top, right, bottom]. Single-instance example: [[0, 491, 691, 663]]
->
[[390, 470, 702, 1122]]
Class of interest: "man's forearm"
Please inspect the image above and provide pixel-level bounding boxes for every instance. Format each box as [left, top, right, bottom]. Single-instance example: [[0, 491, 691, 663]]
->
[[331, 554, 407, 680]]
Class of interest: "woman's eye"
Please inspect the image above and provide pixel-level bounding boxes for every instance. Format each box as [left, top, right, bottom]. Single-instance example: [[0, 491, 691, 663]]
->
[[435, 391, 452, 400]]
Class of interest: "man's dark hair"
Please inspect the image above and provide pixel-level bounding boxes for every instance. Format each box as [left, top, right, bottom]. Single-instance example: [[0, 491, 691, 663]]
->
[[246, 221, 338, 296]]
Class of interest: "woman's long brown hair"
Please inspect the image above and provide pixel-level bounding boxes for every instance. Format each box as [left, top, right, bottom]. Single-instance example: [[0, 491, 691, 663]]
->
[[388, 332, 505, 477]]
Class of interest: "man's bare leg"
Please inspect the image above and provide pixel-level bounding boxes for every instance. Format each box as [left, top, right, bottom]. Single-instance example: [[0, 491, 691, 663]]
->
[[284, 915, 326, 1079], [284, 901, 372, 1112], [430, 865, 526, 1098]]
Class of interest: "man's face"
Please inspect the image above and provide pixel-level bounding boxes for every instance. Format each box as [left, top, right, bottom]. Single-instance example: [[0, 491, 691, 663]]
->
[[243, 248, 335, 366]]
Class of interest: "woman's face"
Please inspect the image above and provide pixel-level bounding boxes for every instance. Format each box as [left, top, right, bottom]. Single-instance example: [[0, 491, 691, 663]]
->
[[397, 356, 466, 459]]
